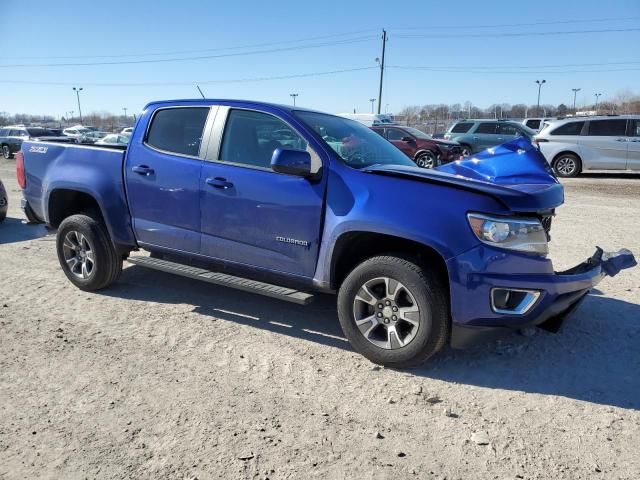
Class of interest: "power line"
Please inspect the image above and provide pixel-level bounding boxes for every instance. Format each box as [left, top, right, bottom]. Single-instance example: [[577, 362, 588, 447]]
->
[[0, 36, 377, 68], [389, 65, 640, 74], [392, 16, 640, 30], [395, 27, 640, 38], [0, 66, 378, 87], [0, 29, 379, 60], [391, 61, 640, 70]]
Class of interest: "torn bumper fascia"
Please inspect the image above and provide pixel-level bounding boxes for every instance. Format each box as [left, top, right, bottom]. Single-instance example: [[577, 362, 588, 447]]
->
[[448, 246, 637, 349]]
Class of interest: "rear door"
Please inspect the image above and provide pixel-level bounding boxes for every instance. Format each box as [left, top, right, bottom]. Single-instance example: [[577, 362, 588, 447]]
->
[[579, 119, 628, 169], [627, 119, 640, 170], [125, 106, 214, 253], [199, 106, 325, 277]]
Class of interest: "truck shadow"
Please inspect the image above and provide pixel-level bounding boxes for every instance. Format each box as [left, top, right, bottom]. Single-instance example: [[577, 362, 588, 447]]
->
[[0, 217, 49, 245], [105, 266, 639, 410]]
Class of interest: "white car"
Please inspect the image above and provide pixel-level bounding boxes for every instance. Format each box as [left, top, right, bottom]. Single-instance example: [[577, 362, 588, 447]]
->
[[521, 117, 554, 132], [95, 134, 130, 146], [533, 115, 640, 177], [63, 126, 91, 138], [120, 127, 134, 134], [336, 113, 395, 127]]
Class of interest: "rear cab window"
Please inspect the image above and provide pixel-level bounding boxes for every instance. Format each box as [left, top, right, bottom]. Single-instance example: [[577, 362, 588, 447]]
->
[[450, 122, 473, 133], [146, 107, 210, 157]]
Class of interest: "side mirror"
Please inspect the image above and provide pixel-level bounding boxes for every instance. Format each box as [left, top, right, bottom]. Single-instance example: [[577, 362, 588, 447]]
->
[[401, 136, 413, 142], [271, 147, 313, 177]]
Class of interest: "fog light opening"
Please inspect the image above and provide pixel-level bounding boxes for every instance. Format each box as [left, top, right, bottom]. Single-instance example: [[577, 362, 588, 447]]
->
[[491, 288, 540, 315]]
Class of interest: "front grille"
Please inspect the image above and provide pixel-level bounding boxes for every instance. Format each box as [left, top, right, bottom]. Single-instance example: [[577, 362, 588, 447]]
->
[[540, 215, 553, 241]]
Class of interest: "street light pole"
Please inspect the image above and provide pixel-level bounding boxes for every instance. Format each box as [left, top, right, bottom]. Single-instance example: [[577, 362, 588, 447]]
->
[[369, 98, 376, 114], [376, 29, 387, 115], [73, 87, 84, 124], [289, 93, 298, 106], [535, 80, 546, 117], [571, 88, 581, 113], [594, 93, 602, 114], [123, 107, 128, 122]]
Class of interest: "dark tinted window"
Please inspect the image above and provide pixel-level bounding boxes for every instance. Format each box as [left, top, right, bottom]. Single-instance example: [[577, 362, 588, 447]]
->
[[525, 119, 541, 129], [587, 119, 627, 136], [451, 122, 473, 133], [10, 129, 27, 136], [146, 107, 209, 157], [26, 128, 53, 137], [475, 123, 498, 134], [386, 128, 408, 141], [0, 129, 7, 136], [220, 109, 307, 169], [631, 120, 640, 137], [550, 121, 585, 136], [372, 128, 385, 137]]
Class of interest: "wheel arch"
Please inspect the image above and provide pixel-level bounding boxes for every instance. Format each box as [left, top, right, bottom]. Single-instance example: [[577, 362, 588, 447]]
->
[[329, 231, 449, 293], [551, 150, 583, 174], [414, 148, 437, 160]]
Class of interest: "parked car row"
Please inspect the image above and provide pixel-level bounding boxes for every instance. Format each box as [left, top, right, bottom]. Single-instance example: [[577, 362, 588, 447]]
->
[[0, 124, 133, 158]]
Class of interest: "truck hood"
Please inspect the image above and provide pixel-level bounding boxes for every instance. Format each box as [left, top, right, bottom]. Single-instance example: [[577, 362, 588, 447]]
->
[[363, 137, 563, 213]]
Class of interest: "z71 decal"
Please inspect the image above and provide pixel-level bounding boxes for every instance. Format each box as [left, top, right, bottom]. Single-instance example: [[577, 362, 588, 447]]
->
[[29, 146, 49, 154]]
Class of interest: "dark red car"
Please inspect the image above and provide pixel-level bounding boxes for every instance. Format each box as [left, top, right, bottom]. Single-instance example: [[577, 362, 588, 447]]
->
[[371, 125, 462, 168]]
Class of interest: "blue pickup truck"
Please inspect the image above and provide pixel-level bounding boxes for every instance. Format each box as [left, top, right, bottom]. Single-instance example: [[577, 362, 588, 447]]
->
[[17, 99, 635, 367]]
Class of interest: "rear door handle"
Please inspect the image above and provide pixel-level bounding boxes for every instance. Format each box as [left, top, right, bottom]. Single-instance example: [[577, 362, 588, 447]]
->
[[132, 165, 154, 175], [206, 177, 234, 189]]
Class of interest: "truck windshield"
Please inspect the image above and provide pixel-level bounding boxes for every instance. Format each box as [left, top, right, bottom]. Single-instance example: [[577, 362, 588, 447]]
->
[[295, 111, 415, 169]]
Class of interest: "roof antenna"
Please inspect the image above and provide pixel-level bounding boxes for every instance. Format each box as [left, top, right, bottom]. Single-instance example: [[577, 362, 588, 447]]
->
[[196, 85, 206, 99]]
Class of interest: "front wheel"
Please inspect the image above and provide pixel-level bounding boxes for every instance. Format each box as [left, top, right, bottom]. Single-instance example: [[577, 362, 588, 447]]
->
[[337, 255, 449, 368], [56, 213, 122, 291], [415, 151, 438, 169], [2, 145, 11, 159], [460, 144, 473, 157]]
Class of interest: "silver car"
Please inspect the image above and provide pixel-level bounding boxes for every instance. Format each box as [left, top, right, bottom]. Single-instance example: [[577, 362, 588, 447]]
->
[[533, 115, 640, 177]]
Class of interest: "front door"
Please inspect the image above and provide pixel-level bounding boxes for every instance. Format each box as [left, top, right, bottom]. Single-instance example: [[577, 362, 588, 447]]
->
[[579, 119, 628, 170], [125, 106, 212, 253], [200, 107, 325, 278], [386, 127, 415, 158]]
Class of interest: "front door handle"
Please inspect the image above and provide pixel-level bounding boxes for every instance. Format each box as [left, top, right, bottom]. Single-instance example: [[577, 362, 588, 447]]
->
[[206, 177, 234, 189], [132, 165, 154, 176]]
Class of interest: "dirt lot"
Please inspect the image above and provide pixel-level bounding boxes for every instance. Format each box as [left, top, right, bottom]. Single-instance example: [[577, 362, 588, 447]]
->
[[1, 158, 639, 480]]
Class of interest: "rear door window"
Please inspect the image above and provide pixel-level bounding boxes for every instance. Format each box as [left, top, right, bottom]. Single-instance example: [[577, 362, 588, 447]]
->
[[146, 107, 210, 157], [497, 123, 519, 135], [450, 122, 473, 133], [550, 121, 585, 136], [386, 128, 408, 141], [587, 119, 627, 136], [475, 123, 498, 134]]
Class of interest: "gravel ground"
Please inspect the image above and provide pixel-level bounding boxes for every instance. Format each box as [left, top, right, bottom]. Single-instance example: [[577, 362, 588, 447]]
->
[[1, 159, 639, 480]]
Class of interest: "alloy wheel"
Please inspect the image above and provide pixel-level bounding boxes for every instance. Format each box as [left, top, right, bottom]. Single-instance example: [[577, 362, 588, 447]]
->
[[352, 277, 421, 350], [416, 152, 436, 169], [555, 156, 577, 176], [62, 230, 95, 279], [2, 146, 10, 159]]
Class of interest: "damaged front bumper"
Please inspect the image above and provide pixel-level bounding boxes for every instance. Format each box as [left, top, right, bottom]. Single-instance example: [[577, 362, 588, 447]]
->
[[448, 246, 637, 349]]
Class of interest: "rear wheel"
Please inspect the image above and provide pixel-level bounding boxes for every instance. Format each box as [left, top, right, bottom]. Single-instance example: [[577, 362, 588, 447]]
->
[[553, 153, 581, 178], [56, 213, 122, 291], [415, 151, 438, 169], [337, 255, 449, 368], [2, 145, 11, 159]]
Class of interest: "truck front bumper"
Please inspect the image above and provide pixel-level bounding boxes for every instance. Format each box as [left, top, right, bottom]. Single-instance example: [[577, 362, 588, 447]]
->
[[447, 246, 636, 348]]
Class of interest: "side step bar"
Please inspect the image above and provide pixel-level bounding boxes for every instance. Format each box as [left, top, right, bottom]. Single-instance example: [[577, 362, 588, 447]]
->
[[126, 255, 315, 305]]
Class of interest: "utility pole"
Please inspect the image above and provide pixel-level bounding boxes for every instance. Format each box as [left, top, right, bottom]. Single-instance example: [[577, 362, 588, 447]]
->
[[594, 93, 602, 114], [369, 98, 376, 114], [122, 107, 128, 120], [535, 80, 546, 117], [73, 87, 83, 124], [572, 88, 581, 113], [290, 93, 298, 106], [376, 29, 387, 115]]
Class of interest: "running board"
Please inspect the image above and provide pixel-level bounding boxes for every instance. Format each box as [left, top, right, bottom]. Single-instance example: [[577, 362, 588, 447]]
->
[[126, 256, 315, 305]]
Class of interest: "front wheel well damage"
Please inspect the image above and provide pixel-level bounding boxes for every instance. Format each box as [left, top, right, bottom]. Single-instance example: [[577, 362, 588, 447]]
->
[[330, 232, 449, 292]]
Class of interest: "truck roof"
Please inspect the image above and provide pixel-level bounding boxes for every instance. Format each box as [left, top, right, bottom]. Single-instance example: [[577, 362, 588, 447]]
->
[[143, 98, 326, 115]]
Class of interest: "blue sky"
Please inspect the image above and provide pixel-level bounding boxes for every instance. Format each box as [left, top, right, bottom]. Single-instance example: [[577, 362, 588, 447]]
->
[[2, 0, 639, 117]]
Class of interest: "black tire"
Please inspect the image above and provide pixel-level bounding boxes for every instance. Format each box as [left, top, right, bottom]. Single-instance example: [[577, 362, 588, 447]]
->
[[23, 201, 42, 224], [337, 255, 449, 368], [2, 145, 11, 159], [552, 153, 581, 178], [415, 151, 438, 169], [56, 213, 122, 291], [460, 144, 473, 157], [0, 209, 5, 223]]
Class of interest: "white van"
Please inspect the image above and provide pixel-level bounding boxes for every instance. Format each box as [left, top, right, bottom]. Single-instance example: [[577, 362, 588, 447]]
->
[[337, 113, 395, 127]]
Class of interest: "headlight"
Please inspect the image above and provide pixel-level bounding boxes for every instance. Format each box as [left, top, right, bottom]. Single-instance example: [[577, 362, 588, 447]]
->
[[467, 213, 548, 255]]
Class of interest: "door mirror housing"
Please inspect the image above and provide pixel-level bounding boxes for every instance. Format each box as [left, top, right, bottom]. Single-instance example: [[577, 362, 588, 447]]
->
[[271, 148, 313, 177]]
